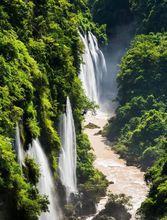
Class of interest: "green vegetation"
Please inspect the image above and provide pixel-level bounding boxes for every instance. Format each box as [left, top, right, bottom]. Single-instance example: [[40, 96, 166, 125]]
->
[[77, 133, 108, 196], [90, 0, 167, 34], [106, 33, 167, 164], [140, 157, 167, 219], [130, 0, 167, 33], [89, 0, 133, 34], [105, 33, 167, 219], [104, 1, 167, 218], [1, 0, 166, 219], [0, 135, 48, 220], [0, 0, 107, 219], [77, 133, 108, 217]]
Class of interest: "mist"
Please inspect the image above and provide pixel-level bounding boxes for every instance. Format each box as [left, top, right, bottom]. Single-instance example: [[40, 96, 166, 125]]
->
[[100, 24, 135, 114]]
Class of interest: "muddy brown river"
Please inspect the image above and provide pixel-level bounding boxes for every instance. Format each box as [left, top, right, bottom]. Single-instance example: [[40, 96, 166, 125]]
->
[[85, 112, 148, 220]]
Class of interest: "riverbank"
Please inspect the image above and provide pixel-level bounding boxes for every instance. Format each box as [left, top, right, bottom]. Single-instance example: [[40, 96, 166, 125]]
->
[[84, 112, 148, 220]]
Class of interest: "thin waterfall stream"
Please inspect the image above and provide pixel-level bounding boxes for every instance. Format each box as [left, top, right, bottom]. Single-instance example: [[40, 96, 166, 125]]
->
[[28, 139, 62, 220], [15, 124, 24, 167], [59, 97, 78, 201]]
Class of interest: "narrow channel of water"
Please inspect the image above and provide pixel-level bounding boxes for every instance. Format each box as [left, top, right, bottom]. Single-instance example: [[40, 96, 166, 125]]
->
[[85, 112, 148, 220]]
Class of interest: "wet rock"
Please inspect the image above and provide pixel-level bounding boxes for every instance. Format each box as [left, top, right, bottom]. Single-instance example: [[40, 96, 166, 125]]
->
[[0, 194, 10, 220], [94, 216, 115, 220], [93, 194, 131, 220], [109, 180, 114, 184], [85, 123, 100, 129], [75, 191, 96, 216], [95, 130, 102, 135]]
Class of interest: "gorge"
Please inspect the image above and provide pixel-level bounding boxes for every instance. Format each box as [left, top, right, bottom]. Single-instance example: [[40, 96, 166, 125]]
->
[[80, 27, 148, 220], [0, 1, 166, 220]]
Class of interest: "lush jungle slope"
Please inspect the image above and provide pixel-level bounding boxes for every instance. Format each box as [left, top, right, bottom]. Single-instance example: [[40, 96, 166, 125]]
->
[[0, 1, 107, 219], [89, 0, 133, 34], [104, 0, 167, 219], [130, 0, 167, 33], [90, 0, 167, 34]]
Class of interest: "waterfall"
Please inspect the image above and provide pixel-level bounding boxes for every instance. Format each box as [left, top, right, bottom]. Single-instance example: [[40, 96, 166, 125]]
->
[[28, 139, 62, 220], [79, 31, 107, 105], [79, 32, 98, 103], [15, 124, 24, 166], [59, 97, 77, 201]]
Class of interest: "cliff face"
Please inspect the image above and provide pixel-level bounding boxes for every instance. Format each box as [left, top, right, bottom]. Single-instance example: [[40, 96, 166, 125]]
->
[[0, 1, 107, 219]]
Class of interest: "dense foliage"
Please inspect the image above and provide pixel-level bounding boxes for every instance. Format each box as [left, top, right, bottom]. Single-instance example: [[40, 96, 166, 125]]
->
[[0, 0, 107, 219], [0, 29, 48, 219], [90, 0, 167, 34], [105, 2, 167, 217], [77, 133, 108, 193], [141, 157, 167, 219], [89, 0, 133, 33], [0, 135, 48, 220], [1, 0, 166, 219], [130, 0, 167, 33]]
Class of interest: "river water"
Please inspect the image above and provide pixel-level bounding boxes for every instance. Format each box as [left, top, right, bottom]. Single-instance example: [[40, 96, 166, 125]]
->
[[85, 112, 148, 220]]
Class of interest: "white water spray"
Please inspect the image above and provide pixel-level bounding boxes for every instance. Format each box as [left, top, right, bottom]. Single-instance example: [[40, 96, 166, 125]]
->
[[59, 97, 77, 201], [79, 31, 107, 105], [15, 124, 24, 166], [28, 139, 62, 220]]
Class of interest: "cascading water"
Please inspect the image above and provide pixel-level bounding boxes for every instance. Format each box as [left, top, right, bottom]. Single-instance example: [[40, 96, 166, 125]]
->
[[88, 31, 107, 98], [15, 124, 24, 166], [28, 139, 62, 220], [79, 31, 107, 105], [59, 97, 77, 201], [79, 32, 98, 103]]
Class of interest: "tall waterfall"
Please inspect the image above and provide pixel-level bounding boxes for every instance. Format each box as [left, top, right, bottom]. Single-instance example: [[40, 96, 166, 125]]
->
[[28, 139, 62, 220], [79, 31, 107, 105], [59, 97, 77, 201], [15, 124, 24, 166]]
